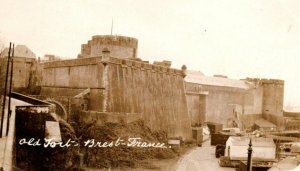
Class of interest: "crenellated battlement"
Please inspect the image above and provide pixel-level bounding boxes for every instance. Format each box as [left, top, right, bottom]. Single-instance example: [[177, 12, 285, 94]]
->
[[90, 35, 138, 48], [43, 56, 184, 76], [43, 56, 102, 68], [79, 35, 138, 59], [246, 78, 284, 85], [261, 79, 284, 85]]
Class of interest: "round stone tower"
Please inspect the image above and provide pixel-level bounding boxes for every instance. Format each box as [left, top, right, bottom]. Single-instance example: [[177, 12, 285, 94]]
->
[[79, 35, 138, 59], [262, 79, 284, 116]]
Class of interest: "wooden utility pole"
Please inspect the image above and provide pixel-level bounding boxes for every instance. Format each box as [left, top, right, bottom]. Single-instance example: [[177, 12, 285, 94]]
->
[[6, 43, 14, 136], [246, 138, 253, 171], [0, 42, 11, 137]]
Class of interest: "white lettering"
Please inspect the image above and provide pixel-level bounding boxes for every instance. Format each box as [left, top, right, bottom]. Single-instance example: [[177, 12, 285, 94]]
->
[[19, 138, 41, 146]]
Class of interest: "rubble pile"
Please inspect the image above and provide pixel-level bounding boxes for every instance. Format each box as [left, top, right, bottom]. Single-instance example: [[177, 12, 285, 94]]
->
[[76, 119, 176, 169]]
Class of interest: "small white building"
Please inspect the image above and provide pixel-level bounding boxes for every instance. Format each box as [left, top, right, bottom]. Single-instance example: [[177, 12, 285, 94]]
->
[[225, 136, 276, 160]]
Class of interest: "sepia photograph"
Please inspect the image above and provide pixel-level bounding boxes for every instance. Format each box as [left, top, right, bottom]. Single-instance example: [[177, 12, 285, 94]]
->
[[1, 0, 300, 170]]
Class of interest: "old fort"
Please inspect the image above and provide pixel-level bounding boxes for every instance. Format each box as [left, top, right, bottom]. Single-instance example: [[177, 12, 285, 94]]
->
[[3, 35, 298, 171], [0, 35, 285, 140]]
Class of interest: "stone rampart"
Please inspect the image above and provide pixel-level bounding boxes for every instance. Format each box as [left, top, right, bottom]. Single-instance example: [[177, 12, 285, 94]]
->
[[40, 56, 192, 139]]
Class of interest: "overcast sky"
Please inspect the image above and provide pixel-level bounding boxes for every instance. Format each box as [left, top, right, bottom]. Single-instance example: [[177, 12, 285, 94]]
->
[[1, 0, 300, 107]]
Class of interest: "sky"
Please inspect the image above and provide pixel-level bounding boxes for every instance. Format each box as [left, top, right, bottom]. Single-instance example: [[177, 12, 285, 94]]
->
[[0, 0, 300, 107]]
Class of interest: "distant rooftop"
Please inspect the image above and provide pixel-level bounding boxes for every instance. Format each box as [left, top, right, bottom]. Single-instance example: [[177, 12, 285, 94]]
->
[[0, 45, 36, 58], [185, 70, 253, 89], [254, 119, 277, 128]]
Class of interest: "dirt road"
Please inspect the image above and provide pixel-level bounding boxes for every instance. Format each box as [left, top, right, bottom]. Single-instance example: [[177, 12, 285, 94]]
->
[[174, 141, 235, 171], [86, 140, 236, 171]]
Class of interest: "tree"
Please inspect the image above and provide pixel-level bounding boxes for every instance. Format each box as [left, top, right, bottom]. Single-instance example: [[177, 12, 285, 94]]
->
[[0, 34, 7, 54]]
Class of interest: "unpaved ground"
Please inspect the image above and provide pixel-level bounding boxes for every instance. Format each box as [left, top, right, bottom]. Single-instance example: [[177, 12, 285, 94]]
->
[[83, 148, 187, 171], [174, 141, 235, 171], [84, 140, 236, 171], [83, 158, 178, 171]]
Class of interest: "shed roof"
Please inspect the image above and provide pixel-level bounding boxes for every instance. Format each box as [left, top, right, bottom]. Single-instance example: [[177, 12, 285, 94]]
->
[[185, 70, 253, 89], [227, 136, 275, 147], [255, 119, 277, 128]]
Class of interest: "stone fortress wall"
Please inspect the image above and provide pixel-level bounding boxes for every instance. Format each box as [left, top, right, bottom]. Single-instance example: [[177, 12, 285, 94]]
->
[[40, 55, 192, 139]]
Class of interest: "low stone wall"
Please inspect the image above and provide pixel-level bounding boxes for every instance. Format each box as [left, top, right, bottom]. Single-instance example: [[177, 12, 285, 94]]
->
[[240, 113, 285, 130], [284, 118, 300, 130]]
